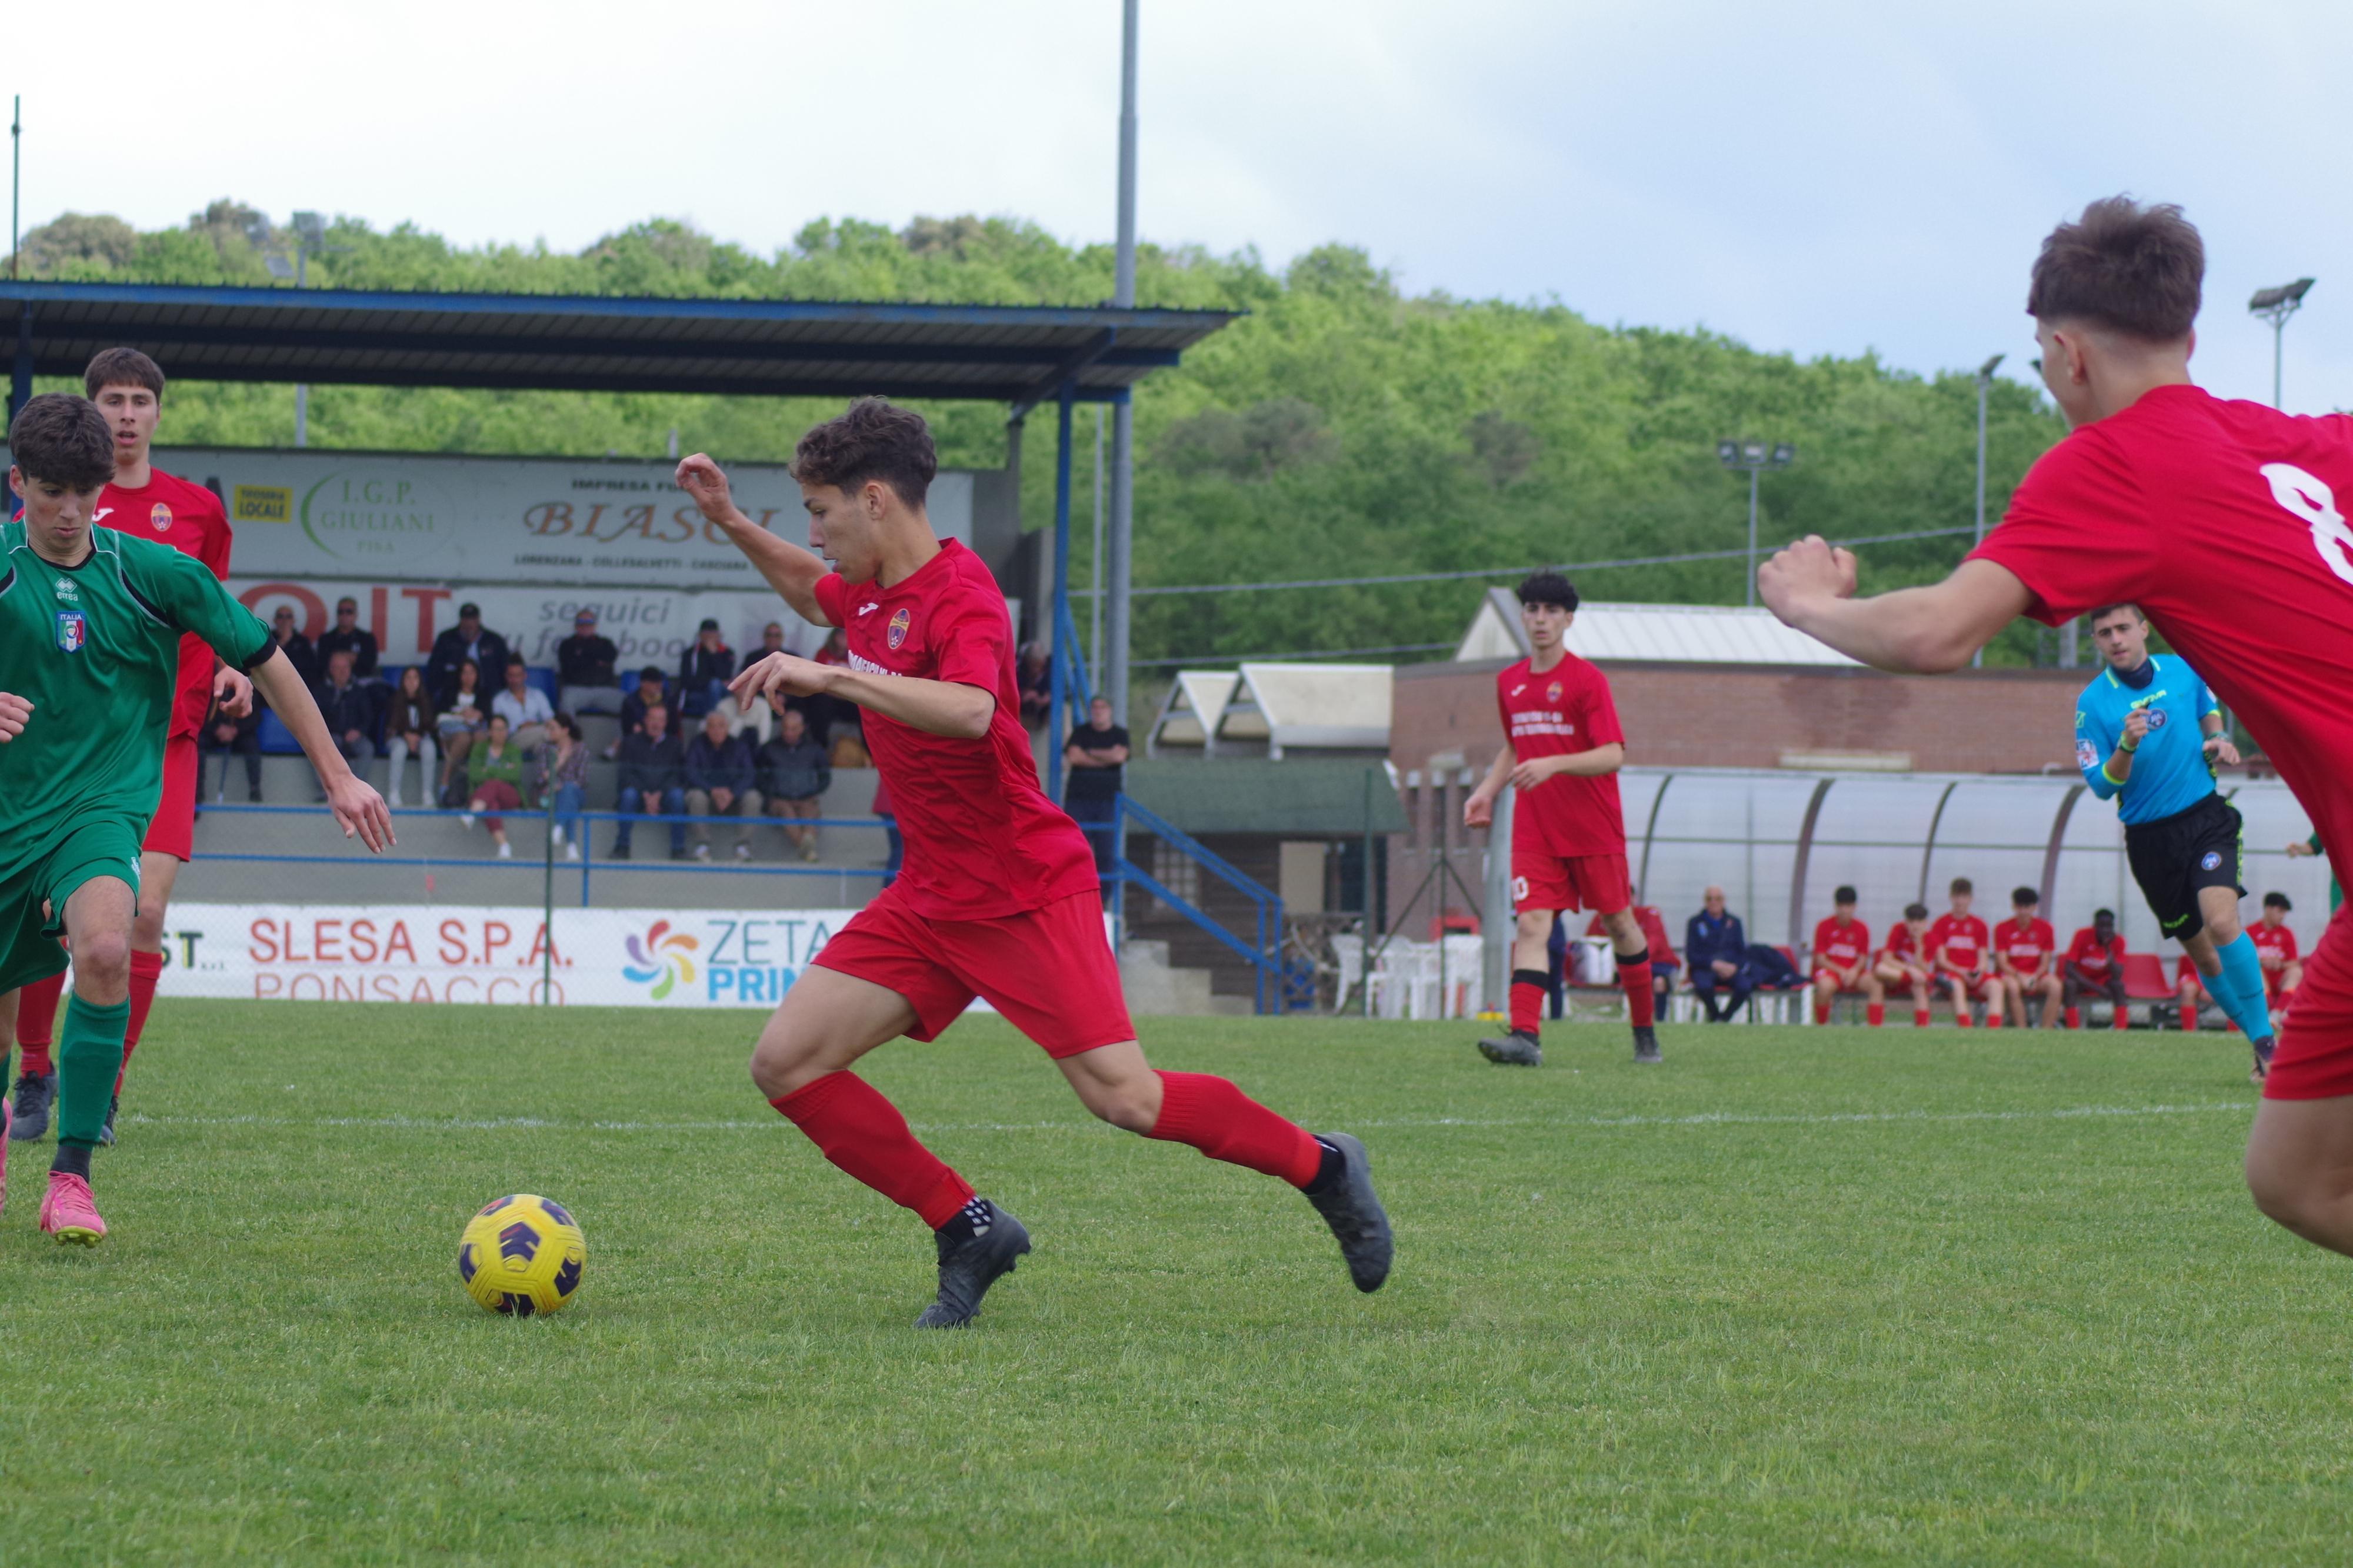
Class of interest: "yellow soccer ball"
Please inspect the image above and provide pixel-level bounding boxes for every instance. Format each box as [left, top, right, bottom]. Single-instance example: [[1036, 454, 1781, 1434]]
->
[[458, 1194, 586, 1317]]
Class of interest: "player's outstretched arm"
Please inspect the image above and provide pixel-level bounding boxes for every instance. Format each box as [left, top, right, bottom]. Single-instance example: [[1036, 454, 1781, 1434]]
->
[[728, 654, 994, 740], [1759, 538, 2033, 673], [675, 454, 830, 626], [249, 649, 395, 852]]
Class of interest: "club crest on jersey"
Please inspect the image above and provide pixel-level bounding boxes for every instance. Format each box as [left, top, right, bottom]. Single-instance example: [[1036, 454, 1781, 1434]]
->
[[1546, 680, 1564, 702], [151, 503, 174, 532], [2201, 850, 2224, 872], [2075, 739, 2098, 769], [2145, 708, 2168, 729], [54, 610, 86, 653], [886, 608, 911, 650]]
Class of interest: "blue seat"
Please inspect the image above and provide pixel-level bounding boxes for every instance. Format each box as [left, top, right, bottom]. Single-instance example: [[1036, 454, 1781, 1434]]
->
[[257, 709, 304, 755]]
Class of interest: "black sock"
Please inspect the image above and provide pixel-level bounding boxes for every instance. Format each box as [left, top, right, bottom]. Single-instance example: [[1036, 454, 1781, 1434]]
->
[[1617, 945, 1649, 968], [936, 1196, 994, 1243], [51, 1141, 92, 1180], [1303, 1137, 1345, 1196]]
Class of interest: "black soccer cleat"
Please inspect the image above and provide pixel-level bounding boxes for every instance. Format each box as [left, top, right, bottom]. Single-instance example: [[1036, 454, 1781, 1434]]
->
[[914, 1202, 1031, 1329], [1305, 1132, 1392, 1293], [1632, 1026, 1663, 1065], [8, 1072, 54, 1142], [98, 1095, 118, 1147], [1477, 1029, 1542, 1067]]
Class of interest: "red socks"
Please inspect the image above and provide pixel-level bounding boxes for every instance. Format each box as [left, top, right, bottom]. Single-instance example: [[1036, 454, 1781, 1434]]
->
[[2064, 1006, 2081, 1029], [2112, 1003, 2129, 1030], [16, 967, 63, 1076], [1814, 1000, 1832, 1026], [770, 1071, 975, 1229], [1914, 1007, 1931, 1027], [1509, 969, 1546, 1038], [1147, 1070, 1323, 1189], [1616, 950, 1656, 1029], [116, 949, 164, 1095], [1867, 1002, 1885, 1026], [1955, 1010, 1974, 1029]]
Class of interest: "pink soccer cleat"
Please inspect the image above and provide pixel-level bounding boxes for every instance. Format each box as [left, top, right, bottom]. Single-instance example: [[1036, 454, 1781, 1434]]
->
[[39, 1171, 105, 1246]]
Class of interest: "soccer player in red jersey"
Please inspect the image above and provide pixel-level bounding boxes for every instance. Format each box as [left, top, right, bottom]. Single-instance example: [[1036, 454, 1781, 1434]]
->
[[2252, 892, 2302, 1010], [7, 349, 249, 1149], [1810, 885, 1876, 1026], [1761, 195, 2353, 1256], [673, 401, 1390, 1326], [1464, 572, 1661, 1067], [1872, 902, 1934, 1027], [1927, 879, 2001, 1028], [2059, 910, 2130, 1030], [1994, 886, 2062, 1028]]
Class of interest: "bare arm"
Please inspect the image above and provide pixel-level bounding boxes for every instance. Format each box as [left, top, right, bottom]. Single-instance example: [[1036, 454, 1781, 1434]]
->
[[729, 654, 993, 741], [1759, 538, 2034, 673], [248, 649, 394, 851], [1464, 743, 1515, 828], [676, 454, 829, 626]]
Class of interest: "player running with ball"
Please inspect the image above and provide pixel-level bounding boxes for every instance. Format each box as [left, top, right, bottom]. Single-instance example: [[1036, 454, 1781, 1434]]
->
[[1467, 573, 1662, 1067], [675, 400, 1390, 1328], [0, 395, 391, 1241], [1758, 195, 2353, 1263]]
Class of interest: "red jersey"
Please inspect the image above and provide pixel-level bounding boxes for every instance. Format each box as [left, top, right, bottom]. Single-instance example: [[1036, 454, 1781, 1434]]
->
[[1812, 916, 1870, 972], [1927, 913, 1989, 972], [1496, 652, 1626, 856], [1995, 916, 2056, 976], [2064, 927, 2125, 978], [1971, 385, 2353, 889], [812, 542, 1095, 920], [1882, 923, 1927, 965], [2252, 920, 2300, 968], [101, 468, 232, 739]]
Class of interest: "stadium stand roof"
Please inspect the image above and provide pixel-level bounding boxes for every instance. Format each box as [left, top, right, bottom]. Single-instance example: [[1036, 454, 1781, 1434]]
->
[[1148, 663, 1392, 758], [1455, 587, 1862, 667], [0, 281, 1238, 406]]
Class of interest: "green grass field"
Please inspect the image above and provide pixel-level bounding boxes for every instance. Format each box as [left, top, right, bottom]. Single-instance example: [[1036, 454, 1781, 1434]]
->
[[0, 1003, 2342, 1564]]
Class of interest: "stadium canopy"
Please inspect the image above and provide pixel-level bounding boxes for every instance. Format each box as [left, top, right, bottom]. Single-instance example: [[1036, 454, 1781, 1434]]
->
[[1, 279, 1238, 793]]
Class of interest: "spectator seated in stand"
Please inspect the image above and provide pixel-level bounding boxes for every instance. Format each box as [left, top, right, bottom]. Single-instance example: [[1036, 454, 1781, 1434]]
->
[[802, 626, 852, 745], [614, 700, 686, 860], [612, 666, 670, 758], [759, 705, 831, 862], [425, 600, 509, 710], [2253, 892, 2303, 1015], [492, 655, 554, 752], [313, 649, 375, 800], [1873, 902, 1936, 1027], [1062, 696, 1128, 889], [457, 714, 534, 860], [1994, 886, 2064, 1028], [382, 665, 439, 810], [1016, 642, 1051, 729], [435, 658, 488, 805], [1811, 885, 1879, 1025], [2061, 908, 2130, 1029], [556, 608, 622, 715], [538, 713, 588, 861], [678, 618, 736, 718], [315, 595, 380, 680], [201, 684, 262, 803], [1928, 877, 2001, 1027], [684, 708, 762, 861], [265, 604, 319, 692], [1685, 885, 1751, 1023]]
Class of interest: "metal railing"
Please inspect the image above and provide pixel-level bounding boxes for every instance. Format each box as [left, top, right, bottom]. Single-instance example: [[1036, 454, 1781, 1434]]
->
[[1105, 794, 1287, 1014]]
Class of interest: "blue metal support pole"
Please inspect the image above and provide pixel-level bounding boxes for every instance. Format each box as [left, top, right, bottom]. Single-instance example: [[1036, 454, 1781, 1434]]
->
[[9, 302, 31, 429], [1047, 382, 1076, 803]]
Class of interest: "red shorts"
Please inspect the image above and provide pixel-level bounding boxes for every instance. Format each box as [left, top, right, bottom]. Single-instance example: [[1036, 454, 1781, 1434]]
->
[[814, 886, 1134, 1058], [1812, 965, 1870, 992], [2264, 902, 2353, 1099], [143, 732, 199, 862], [1511, 849, 1629, 916], [1938, 969, 1997, 999]]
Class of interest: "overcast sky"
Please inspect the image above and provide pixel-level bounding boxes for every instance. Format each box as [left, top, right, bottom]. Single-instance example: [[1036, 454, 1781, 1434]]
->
[[11, 0, 2351, 409]]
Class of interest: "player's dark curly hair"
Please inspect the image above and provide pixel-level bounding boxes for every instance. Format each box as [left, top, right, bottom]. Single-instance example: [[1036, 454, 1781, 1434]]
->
[[2027, 196, 2203, 342], [1517, 571, 1579, 612], [1834, 885, 1858, 905], [2012, 886, 2039, 906], [1904, 903, 1929, 922], [84, 346, 165, 402], [792, 398, 937, 508], [7, 393, 115, 491]]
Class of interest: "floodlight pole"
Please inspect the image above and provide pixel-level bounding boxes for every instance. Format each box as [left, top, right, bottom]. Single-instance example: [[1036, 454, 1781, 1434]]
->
[[9, 96, 19, 282], [1972, 352, 2003, 668], [1091, 403, 1106, 692], [1718, 439, 1794, 608], [2249, 278, 2315, 409], [1745, 468, 1759, 608], [1105, 0, 1139, 728], [294, 244, 309, 448]]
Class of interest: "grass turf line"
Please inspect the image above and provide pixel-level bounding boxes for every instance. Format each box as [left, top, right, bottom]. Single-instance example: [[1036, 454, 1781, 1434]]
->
[[0, 1002, 2337, 1565]]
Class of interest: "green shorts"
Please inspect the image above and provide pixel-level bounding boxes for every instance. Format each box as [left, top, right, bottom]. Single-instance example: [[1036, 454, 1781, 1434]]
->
[[0, 816, 144, 993]]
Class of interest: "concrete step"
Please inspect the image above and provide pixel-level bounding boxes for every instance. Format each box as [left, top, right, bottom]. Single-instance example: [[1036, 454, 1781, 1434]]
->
[[1118, 939, 1252, 1017]]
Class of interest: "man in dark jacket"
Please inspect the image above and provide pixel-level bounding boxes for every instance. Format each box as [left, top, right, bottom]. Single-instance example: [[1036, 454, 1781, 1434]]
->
[[425, 602, 510, 709], [1685, 885, 1752, 1023], [613, 701, 686, 860], [683, 708, 762, 860], [556, 608, 622, 715], [758, 705, 831, 862], [314, 649, 376, 799], [315, 596, 381, 679], [677, 618, 735, 718], [265, 605, 319, 695]]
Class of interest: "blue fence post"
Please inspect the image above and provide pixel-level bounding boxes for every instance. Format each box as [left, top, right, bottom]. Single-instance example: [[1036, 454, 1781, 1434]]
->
[[1047, 382, 1075, 805]]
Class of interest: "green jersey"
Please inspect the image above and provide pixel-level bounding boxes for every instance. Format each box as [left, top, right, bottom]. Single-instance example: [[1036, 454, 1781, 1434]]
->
[[0, 522, 272, 870]]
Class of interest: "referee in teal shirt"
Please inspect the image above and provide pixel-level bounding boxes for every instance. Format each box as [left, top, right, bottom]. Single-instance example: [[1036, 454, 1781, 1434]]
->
[[2077, 602, 2275, 1076]]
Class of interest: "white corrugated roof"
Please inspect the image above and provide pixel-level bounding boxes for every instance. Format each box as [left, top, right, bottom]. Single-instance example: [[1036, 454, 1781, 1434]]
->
[[1147, 670, 1242, 751], [1458, 588, 1859, 667], [1218, 663, 1393, 754]]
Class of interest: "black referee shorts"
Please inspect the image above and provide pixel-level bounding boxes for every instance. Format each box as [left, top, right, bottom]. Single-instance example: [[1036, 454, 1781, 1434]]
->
[[2124, 793, 2244, 939]]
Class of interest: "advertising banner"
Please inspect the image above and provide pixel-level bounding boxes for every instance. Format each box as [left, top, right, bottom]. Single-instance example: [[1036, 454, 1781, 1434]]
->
[[149, 904, 1109, 1010]]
